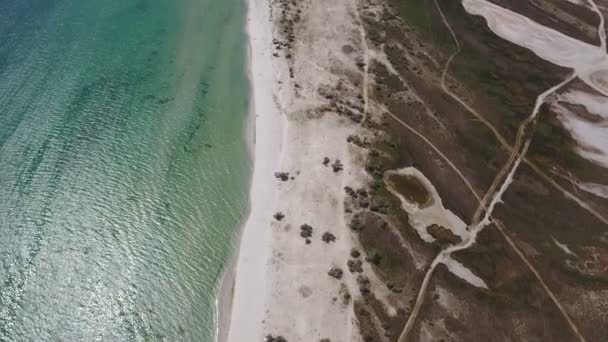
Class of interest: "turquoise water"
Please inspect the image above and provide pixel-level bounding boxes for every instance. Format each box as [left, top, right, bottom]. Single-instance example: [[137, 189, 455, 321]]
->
[[0, 0, 250, 340]]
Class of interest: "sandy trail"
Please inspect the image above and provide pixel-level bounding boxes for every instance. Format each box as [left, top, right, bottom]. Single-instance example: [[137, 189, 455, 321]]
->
[[353, 2, 370, 120]]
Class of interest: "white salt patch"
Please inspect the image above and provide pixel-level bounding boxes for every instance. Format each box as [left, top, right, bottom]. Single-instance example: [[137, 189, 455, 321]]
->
[[552, 98, 608, 168], [462, 0, 608, 97], [552, 237, 576, 255], [462, 0, 605, 70], [560, 90, 608, 120], [565, 0, 586, 6], [578, 182, 608, 198], [558, 109, 608, 167], [443, 256, 488, 289]]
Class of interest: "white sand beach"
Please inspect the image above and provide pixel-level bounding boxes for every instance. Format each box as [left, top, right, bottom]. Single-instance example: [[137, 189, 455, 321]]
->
[[224, 0, 389, 340], [224, 0, 285, 340]]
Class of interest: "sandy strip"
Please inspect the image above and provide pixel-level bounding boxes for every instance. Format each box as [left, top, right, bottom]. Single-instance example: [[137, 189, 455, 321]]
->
[[224, 0, 286, 340], [224, 0, 399, 339]]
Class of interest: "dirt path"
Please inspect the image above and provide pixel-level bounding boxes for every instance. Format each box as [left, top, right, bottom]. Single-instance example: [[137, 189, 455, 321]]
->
[[353, 0, 371, 120]]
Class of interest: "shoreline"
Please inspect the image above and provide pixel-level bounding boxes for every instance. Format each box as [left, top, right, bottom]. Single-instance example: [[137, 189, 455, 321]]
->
[[214, 4, 257, 342], [220, 0, 285, 339]]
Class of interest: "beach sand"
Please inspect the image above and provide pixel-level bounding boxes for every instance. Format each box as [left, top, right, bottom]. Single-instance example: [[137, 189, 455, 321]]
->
[[223, 0, 285, 340], [223, 0, 389, 340]]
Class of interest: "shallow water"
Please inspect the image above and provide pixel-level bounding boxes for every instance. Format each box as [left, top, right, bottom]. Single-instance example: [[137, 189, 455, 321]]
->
[[0, 0, 250, 340]]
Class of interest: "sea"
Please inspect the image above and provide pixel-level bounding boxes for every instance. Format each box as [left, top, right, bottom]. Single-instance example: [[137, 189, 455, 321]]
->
[[0, 0, 250, 340]]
